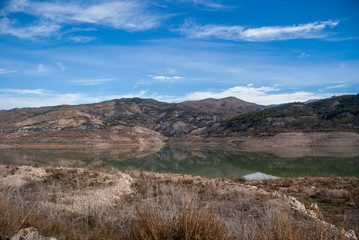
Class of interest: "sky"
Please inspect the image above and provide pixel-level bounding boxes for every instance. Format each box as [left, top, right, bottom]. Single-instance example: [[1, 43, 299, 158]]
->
[[0, 0, 358, 109]]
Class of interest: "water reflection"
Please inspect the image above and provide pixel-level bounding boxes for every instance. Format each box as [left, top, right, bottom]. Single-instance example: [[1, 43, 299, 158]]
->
[[0, 146, 358, 178]]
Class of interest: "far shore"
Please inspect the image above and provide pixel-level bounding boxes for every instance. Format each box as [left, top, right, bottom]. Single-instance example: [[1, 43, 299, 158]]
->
[[1, 131, 359, 149]]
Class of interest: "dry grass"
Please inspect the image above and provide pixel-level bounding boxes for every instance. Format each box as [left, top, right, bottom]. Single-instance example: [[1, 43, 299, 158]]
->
[[247, 177, 359, 237], [128, 204, 232, 240], [0, 166, 356, 240]]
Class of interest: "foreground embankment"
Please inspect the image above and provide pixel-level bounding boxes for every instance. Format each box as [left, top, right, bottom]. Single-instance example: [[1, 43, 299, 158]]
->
[[0, 165, 357, 240]]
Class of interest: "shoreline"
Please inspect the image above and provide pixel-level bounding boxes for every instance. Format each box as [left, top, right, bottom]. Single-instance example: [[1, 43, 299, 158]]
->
[[1, 131, 359, 149]]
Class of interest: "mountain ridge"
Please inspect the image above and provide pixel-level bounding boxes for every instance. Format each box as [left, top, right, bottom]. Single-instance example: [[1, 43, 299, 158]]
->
[[218, 94, 359, 136], [0, 95, 358, 147], [0, 97, 265, 140]]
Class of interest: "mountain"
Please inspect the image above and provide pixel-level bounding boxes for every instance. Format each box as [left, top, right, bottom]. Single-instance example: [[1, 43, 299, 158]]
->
[[0, 97, 263, 141], [180, 97, 267, 117], [219, 94, 359, 136], [1, 95, 358, 146]]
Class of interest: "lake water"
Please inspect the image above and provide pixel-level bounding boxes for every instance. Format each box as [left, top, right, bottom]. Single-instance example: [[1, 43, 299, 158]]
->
[[0, 146, 358, 179]]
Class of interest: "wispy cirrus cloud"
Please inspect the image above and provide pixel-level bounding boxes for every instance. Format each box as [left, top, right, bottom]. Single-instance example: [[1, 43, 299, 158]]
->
[[55, 62, 66, 71], [0, 17, 61, 39], [0, 68, 16, 74], [151, 75, 184, 81], [325, 84, 346, 89], [27, 63, 51, 74], [72, 78, 115, 86], [0, 0, 164, 39], [68, 35, 97, 43], [0, 88, 47, 95], [172, 0, 233, 11], [27, 1, 162, 31], [178, 19, 340, 41], [298, 52, 310, 58]]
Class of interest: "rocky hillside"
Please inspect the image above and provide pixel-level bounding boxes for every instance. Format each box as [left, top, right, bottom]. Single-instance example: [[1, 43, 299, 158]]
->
[[180, 97, 267, 117], [0, 95, 358, 144], [218, 94, 359, 136], [0, 97, 264, 138]]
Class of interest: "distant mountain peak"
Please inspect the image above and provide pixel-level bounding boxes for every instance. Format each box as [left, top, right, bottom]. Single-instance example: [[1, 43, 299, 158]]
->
[[180, 97, 268, 116]]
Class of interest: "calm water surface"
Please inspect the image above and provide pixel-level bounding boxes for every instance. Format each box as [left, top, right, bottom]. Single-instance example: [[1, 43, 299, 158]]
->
[[0, 146, 358, 179]]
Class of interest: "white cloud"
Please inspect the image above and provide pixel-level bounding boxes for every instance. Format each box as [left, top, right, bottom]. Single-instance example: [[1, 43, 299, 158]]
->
[[37, 64, 46, 72], [55, 62, 66, 71], [325, 84, 346, 89], [174, 0, 232, 10], [27, 63, 51, 74], [152, 75, 184, 81], [5, 0, 29, 13], [0, 88, 46, 95], [0, 89, 152, 110], [0, 17, 61, 39], [298, 52, 310, 58], [158, 85, 345, 105], [32, 1, 161, 31], [68, 35, 97, 43], [0, 94, 84, 109], [178, 19, 340, 41], [0, 68, 16, 74], [72, 78, 115, 86], [0, 0, 163, 39]]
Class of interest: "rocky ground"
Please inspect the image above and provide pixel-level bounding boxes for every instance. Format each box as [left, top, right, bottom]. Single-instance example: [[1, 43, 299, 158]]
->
[[0, 165, 357, 239]]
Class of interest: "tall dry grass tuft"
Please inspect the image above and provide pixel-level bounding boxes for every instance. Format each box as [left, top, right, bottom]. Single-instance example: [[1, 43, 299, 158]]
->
[[129, 204, 233, 240], [176, 204, 232, 240], [0, 197, 23, 236], [129, 209, 173, 240]]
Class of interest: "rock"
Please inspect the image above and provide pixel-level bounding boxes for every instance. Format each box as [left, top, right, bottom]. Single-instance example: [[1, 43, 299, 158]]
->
[[10, 228, 57, 240], [311, 202, 320, 211]]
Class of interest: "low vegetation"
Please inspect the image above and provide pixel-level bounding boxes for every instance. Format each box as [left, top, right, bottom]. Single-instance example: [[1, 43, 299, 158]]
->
[[224, 94, 359, 136], [1, 166, 357, 239], [247, 177, 359, 237]]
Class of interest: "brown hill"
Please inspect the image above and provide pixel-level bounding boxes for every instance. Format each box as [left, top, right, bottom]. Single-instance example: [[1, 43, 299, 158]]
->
[[180, 97, 267, 116]]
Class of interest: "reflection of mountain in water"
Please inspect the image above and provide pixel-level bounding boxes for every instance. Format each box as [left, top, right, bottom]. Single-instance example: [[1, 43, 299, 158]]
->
[[0, 146, 358, 178]]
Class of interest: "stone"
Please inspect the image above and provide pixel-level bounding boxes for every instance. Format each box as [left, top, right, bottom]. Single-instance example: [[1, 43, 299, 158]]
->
[[311, 202, 320, 211], [10, 228, 57, 240]]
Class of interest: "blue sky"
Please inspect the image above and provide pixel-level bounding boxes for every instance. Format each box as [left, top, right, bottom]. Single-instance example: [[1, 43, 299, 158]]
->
[[0, 0, 358, 109]]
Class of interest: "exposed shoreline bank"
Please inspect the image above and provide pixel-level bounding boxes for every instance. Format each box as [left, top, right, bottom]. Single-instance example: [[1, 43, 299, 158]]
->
[[1, 131, 359, 150]]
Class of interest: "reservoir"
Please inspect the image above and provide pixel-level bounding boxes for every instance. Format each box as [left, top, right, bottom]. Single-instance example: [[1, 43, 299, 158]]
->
[[0, 146, 358, 179]]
